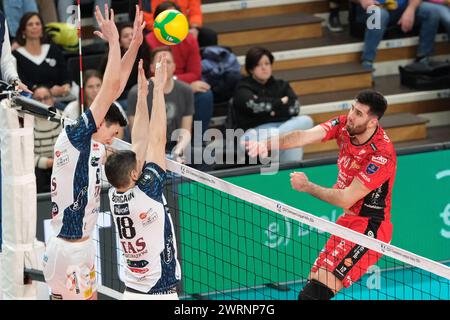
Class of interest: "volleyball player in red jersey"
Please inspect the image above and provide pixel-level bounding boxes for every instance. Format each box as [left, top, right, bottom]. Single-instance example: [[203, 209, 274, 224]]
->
[[245, 90, 397, 299]]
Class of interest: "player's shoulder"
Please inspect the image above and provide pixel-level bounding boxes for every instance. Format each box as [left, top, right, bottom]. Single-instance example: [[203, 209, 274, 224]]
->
[[371, 126, 396, 157]]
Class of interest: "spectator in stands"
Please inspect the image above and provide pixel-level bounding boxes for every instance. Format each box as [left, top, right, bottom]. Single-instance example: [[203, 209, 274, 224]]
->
[[134, 0, 217, 47], [357, 0, 441, 69], [2, 0, 38, 39], [32, 85, 64, 193], [146, 1, 214, 137], [233, 47, 314, 163], [57, 0, 110, 27], [99, 23, 151, 111], [65, 69, 126, 139], [127, 47, 194, 163], [328, 0, 344, 32], [13, 12, 74, 102], [425, 0, 450, 39]]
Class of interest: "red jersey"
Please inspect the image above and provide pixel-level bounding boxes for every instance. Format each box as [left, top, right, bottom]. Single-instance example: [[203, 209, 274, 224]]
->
[[320, 115, 397, 221]]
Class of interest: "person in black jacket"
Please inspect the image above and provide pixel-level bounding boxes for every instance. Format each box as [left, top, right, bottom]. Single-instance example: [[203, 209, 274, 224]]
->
[[233, 47, 313, 163]]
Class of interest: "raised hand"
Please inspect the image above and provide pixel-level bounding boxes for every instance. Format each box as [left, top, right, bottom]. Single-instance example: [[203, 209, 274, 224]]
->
[[130, 5, 146, 47], [243, 140, 269, 158], [152, 53, 168, 90], [93, 4, 119, 43], [137, 59, 148, 97]]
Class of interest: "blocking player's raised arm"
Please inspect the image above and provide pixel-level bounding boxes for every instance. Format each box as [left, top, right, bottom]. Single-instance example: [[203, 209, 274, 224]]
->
[[131, 59, 150, 165], [145, 54, 168, 171], [89, 4, 121, 127], [116, 5, 146, 99]]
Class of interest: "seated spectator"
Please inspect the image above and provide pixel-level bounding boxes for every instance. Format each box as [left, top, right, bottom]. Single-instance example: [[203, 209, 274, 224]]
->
[[32, 85, 63, 193], [135, 0, 217, 47], [12, 12, 75, 102], [99, 23, 151, 111], [425, 0, 450, 39], [145, 1, 214, 137], [127, 47, 193, 163], [65, 69, 126, 140], [233, 47, 314, 163], [356, 0, 441, 69]]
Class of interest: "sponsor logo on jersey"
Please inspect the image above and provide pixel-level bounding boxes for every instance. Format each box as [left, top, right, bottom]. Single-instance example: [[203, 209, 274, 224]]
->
[[371, 155, 387, 165], [344, 258, 353, 267], [51, 202, 59, 217], [111, 191, 135, 203], [93, 143, 100, 151], [331, 118, 340, 127], [90, 156, 100, 167], [56, 155, 69, 168], [114, 203, 130, 216], [70, 187, 88, 211], [140, 208, 158, 227], [51, 177, 57, 196], [163, 235, 175, 264], [370, 143, 377, 151], [366, 163, 379, 175], [349, 161, 361, 170]]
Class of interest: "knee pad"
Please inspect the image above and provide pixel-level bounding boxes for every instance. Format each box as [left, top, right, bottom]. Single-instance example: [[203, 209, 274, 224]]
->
[[298, 279, 335, 300]]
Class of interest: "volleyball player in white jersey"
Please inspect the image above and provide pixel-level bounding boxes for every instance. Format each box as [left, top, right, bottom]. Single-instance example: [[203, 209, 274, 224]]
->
[[105, 55, 181, 300], [42, 5, 146, 300]]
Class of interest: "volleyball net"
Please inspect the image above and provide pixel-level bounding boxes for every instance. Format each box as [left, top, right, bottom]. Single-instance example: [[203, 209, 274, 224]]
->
[[91, 140, 450, 300]]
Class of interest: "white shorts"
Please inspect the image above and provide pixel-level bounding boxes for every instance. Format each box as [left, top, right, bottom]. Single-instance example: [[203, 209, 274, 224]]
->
[[43, 237, 96, 300], [122, 290, 179, 300]]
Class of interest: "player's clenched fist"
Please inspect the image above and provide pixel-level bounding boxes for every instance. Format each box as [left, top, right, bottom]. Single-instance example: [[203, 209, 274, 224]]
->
[[290, 172, 310, 192]]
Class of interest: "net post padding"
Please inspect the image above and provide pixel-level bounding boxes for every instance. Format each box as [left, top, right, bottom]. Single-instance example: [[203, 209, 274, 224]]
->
[[0, 100, 45, 299], [110, 138, 450, 282]]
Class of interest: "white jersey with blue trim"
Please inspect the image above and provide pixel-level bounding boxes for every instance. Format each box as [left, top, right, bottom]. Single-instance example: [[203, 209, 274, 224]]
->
[[50, 110, 105, 240], [108, 162, 181, 294]]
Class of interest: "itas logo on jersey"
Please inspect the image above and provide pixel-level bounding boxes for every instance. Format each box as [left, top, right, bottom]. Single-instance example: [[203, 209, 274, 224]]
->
[[366, 163, 379, 175], [121, 238, 148, 258]]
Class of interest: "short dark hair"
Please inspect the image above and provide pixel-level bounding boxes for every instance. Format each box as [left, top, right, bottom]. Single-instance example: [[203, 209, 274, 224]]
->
[[355, 90, 388, 119], [105, 103, 128, 127], [153, 1, 181, 20], [150, 46, 172, 64], [105, 150, 137, 189], [15, 12, 49, 46], [245, 47, 274, 75]]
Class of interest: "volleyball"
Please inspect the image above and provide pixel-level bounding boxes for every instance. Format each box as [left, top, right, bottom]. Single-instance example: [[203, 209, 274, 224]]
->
[[153, 9, 189, 46]]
